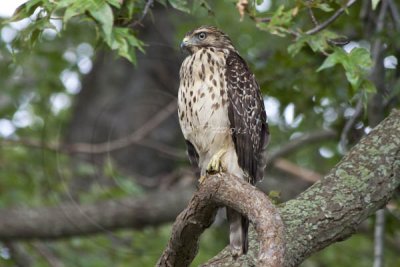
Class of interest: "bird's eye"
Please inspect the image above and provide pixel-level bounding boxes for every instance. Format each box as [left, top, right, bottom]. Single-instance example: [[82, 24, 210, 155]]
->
[[198, 32, 207, 40]]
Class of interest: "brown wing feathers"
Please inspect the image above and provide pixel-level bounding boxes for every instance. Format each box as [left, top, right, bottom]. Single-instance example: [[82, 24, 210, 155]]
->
[[226, 51, 269, 184]]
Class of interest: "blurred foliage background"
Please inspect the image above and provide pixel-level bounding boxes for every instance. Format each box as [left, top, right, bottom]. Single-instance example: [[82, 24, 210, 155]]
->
[[0, 0, 399, 266]]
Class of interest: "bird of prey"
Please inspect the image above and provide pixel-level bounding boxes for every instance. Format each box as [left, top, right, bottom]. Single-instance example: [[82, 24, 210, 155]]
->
[[178, 26, 269, 256]]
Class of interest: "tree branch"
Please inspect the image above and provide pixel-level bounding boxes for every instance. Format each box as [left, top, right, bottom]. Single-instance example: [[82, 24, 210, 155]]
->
[[0, 185, 194, 240], [0, 110, 398, 266], [0, 129, 335, 241], [204, 109, 400, 266], [305, 0, 358, 35], [157, 173, 285, 267], [65, 100, 177, 154], [340, 97, 363, 152], [267, 129, 337, 164], [0, 100, 178, 156], [373, 209, 386, 267], [273, 158, 321, 183], [388, 0, 400, 31], [126, 0, 154, 28]]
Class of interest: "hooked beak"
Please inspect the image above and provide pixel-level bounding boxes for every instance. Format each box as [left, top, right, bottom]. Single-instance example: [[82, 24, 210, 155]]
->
[[180, 37, 190, 52]]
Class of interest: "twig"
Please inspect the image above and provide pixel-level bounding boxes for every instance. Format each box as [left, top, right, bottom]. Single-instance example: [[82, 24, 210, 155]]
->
[[306, 0, 358, 35], [368, 0, 389, 126], [1, 101, 177, 155], [388, 0, 400, 31], [373, 209, 386, 267], [307, 5, 319, 26], [248, 13, 271, 23], [129, 139, 185, 159], [157, 173, 285, 267], [129, 0, 154, 27], [360, 0, 370, 21], [33, 242, 64, 267], [340, 97, 363, 152], [255, 17, 271, 23], [273, 158, 321, 182], [2, 121, 332, 161], [67, 100, 176, 153], [267, 129, 337, 164], [371, 0, 388, 63]]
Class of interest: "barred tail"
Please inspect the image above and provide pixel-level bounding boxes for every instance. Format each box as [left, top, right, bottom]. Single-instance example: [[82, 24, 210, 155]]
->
[[227, 207, 249, 256]]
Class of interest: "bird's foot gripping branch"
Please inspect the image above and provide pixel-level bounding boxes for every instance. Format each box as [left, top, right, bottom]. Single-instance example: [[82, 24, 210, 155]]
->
[[157, 173, 285, 267]]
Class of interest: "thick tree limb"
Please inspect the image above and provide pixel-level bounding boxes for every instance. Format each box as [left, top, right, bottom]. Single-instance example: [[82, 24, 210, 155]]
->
[[0, 110, 398, 266], [157, 173, 285, 267], [0, 186, 193, 240], [0, 129, 334, 241], [204, 110, 400, 266]]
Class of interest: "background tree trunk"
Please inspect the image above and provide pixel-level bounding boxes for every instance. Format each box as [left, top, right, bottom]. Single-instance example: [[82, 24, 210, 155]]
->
[[65, 5, 183, 183]]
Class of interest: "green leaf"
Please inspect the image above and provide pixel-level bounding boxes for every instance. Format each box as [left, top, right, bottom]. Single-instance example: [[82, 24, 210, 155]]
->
[[288, 39, 307, 57], [317, 49, 343, 71], [63, 6, 80, 24], [168, 0, 190, 13], [287, 34, 310, 56], [105, 27, 145, 64], [10, 0, 42, 21], [106, 0, 122, 8], [361, 80, 377, 94], [349, 47, 373, 69], [288, 31, 340, 56], [316, 3, 333, 12], [89, 3, 114, 41], [372, 0, 380, 10], [257, 5, 295, 36], [57, 0, 90, 24], [318, 47, 373, 91]]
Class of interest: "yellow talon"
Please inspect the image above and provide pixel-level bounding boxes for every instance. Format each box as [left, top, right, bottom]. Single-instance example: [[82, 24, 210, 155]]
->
[[206, 149, 226, 174], [199, 175, 207, 184]]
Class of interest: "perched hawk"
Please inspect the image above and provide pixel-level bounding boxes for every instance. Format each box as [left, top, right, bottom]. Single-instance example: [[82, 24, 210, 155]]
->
[[178, 26, 269, 256]]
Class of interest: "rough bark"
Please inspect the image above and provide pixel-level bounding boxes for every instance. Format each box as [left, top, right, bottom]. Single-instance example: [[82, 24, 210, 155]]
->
[[204, 110, 400, 266], [0, 129, 333, 241], [157, 174, 285, 267], [0, 110, 398, 266]]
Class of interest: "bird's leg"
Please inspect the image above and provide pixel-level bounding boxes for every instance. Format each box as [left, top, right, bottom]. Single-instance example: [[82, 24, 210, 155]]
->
[[206, 149, 227, 175], [198, 149, 226, 185]]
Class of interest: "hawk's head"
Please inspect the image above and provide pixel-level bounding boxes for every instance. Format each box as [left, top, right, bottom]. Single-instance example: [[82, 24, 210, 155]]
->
[[180, 26, 235, 54]]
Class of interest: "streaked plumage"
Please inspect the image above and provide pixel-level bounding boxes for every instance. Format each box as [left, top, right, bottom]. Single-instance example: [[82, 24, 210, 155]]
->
[[178, 26, 269, 256]]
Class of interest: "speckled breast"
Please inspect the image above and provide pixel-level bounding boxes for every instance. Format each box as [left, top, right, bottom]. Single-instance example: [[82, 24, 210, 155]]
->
[[178, 47, 231, 154]]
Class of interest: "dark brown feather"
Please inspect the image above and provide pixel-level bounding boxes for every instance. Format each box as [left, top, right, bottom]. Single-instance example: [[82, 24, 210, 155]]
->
[[225, 51, 269, 184], [185, 139, 199, 170]]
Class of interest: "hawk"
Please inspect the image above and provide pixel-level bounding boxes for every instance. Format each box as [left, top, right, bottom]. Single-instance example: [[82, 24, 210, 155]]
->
[[178, 26, 269, 256]]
